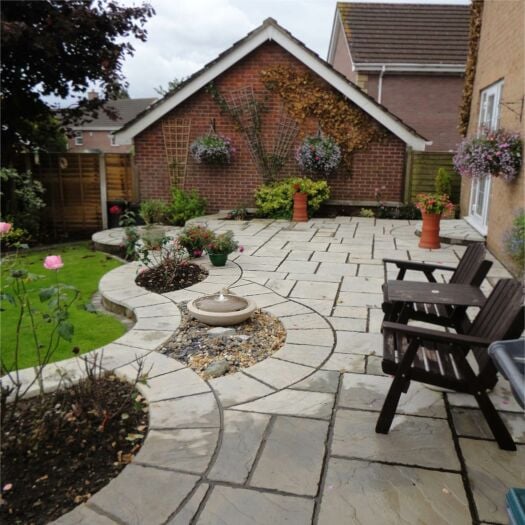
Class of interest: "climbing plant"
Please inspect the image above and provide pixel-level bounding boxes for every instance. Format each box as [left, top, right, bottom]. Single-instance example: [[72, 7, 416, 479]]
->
[[206, 83, 298, 181], [260, 66, 385, 162], [458, 0, 484, 137]]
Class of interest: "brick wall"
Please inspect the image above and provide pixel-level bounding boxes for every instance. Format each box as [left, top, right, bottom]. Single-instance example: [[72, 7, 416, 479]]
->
[[367, 74, 465, 152], [460, 0, 524, 269], [134, 41, 407, 212]]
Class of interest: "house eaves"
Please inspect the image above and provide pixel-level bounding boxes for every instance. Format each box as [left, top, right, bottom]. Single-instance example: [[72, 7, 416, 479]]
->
[[115, 18, 428, 151], [353, 63, 466, 74]]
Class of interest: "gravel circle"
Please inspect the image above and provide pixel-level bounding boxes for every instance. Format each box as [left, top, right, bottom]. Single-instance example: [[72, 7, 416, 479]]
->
[[159, 302, 286, 378]]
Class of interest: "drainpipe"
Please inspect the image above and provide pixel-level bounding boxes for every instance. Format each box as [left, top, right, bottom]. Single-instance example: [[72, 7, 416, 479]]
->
[[378, 65, 386, 103]]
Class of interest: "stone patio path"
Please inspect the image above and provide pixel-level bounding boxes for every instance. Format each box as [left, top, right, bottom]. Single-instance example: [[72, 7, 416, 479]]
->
[[9, 217, 523, 525]]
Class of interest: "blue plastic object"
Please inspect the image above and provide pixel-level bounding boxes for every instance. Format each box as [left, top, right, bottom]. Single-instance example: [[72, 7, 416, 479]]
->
[[507, 488, 525, 525], [488, 338, 525, 409]]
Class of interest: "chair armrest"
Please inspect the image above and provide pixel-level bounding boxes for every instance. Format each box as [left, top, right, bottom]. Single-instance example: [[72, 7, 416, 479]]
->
[[382, 259, 457, 273], [382, 321, 492, 348]]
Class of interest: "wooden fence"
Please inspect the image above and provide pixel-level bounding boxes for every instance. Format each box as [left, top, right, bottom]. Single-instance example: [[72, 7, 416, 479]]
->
[[406, 151, 461, 203], [25, 152, 134, 234]]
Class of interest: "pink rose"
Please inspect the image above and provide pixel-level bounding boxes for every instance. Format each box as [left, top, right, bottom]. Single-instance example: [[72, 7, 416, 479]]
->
[[43, 255, 64, 270], [193, 249, 202, 257], [239, 245, 244, 253], [109, 205, 122, 215], [0, 222, 12, 234]]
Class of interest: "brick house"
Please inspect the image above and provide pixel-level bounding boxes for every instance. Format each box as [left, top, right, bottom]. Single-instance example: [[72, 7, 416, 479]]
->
[[115, 18, 427, 212], [459, 0, 524, 267], [327, 3, 470, 152], [66, 93, 155, 153]]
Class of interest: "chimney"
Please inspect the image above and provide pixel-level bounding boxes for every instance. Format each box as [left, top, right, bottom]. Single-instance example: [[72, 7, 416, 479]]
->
[[87, 89, 98, 100]]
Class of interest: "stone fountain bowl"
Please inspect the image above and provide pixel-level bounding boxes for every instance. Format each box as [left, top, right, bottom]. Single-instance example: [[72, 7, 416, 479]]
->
[[187, 294, 257, 326]]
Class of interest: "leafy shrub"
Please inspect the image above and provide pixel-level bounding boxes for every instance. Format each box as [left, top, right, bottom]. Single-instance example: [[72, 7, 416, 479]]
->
[[205, 231, 242, 255], [505, 211, 525, 275], [0, 168, 45, 239], [435, 167, 453, 196], [359, 208, 375, 218], [255, 177, 330, 219], [177, 225, 214, 257], [167, 187, 207, 226], [139, 199, 169, 224], [415, 193, 454, 215]]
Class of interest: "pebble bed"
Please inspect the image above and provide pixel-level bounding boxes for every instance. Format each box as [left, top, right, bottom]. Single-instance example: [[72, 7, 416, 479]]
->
[[160, 302, 286, 379]]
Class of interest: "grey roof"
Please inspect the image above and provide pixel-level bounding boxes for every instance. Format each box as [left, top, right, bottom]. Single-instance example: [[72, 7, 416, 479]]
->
[[337, 2, 470, 65], [74, 98, 156, 129]]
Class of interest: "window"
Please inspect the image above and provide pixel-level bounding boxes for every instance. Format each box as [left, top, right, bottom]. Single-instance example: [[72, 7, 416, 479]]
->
[[109, 133, 117, 146], [467, 80, 504, 235], [74, 130, 83, 146]]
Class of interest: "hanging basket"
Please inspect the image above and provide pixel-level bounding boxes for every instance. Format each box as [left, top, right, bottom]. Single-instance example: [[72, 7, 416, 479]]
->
[[190, 122, 234, 166], [295, 134, 341, 175]]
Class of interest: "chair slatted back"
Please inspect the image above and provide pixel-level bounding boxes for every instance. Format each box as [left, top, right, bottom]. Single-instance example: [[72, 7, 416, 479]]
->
[[469, 279, 525, 384], [450, 243, 490, 285]]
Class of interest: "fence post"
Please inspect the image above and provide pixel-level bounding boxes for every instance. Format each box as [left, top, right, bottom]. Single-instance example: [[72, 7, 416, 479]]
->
[[99, 154, 108, 230], [404, 147, 413, 203]]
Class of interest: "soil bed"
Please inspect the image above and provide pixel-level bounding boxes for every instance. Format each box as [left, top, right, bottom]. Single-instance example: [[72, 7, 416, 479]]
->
[[135, 260, 208, 294], [160, 302, 286, 378], [1, 375, 148, 525]]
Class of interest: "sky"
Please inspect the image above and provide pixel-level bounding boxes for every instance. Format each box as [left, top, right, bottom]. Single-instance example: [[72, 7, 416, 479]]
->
[[114, 0, 470, 99]]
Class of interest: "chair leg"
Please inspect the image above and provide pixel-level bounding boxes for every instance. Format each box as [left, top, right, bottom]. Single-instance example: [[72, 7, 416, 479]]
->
[[474, 390, 516, 451], [376, 339, 419, 434]]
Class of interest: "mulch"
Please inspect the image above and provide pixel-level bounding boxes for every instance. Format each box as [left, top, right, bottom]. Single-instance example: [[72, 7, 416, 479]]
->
[[0, 375, 148, 525], [135, 260, 208, 294]]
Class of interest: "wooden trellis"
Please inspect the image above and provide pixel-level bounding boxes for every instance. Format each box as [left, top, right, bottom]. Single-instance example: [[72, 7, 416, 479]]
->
[[162, 118, 191, 187]]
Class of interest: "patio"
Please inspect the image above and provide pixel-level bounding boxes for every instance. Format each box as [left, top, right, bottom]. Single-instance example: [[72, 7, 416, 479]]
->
[[56, 217, 522, 525]]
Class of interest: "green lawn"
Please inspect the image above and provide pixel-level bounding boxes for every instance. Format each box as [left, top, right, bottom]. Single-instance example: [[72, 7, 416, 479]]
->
[[1, 243, 126, 371]]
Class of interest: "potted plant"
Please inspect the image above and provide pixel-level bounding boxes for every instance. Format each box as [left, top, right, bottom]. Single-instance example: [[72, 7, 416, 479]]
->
[[415, 193, 454, 249], [177, 225, 214, 258], [190, 133, 234, 165], [295, 134, 341, 175], [292, 182, 308, 222], [205, 230, 243, 266], [108, 201, 124, 229]]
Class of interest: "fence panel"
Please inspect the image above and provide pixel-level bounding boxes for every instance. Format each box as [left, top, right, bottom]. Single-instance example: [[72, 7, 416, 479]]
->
[[408, 152, 461, 203], [105, 153, 134, 202]]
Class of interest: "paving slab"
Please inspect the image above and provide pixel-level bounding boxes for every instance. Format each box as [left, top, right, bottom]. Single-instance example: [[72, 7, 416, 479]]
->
[[196, 486, 314, 525], [293, 369, 340, 394], [167, 483, 209, 525], [279, 313, 329, 329], [332, 409, 460, 470], [285, 328, 334, 347], [341, 276, 383, 293], [88, 464, 199, 525], [318, 457, 470, 525], [336, 291, 383, 308], [115, 352, 184, 379], [263, 301, 313, 317], [52, 505, 118, 524], [332, 306, 368, 318], [134, 302, 181, 318], [273, 343, 331, 368], [209, 411, 270, 483], [114, 330, 172, 351], [209, 372, 274, 407], [245, 358, 313, 389], [327, 317, 367, 332], [316, 262, 358, 277], [250, 416, 329, 496], [292, 298, 334, 315], [232, 389, 334, 419], [335, 331, 382, 355], [460, 438, 525, 524], [322, 353, 366, 373], [149, 393, 220, 429], [135, 428, 218, 473], [139, 368, 210, 402], [339, 373, 447, 418], [290, 280, 339, 301], [133, 316, 181, 331]]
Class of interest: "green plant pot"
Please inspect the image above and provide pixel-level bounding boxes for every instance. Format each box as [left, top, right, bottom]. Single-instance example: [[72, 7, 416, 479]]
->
[[208, 253, 228, 267]]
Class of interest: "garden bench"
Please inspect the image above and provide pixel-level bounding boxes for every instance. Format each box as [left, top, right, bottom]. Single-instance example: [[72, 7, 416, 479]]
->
[[376, 278, 524, 451]]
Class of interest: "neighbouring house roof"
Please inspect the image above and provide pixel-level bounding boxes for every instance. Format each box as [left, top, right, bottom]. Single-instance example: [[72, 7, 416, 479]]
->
[[72, 98, 156, 131], [115, 18, 429, 150], [328, 2, 470, 72]]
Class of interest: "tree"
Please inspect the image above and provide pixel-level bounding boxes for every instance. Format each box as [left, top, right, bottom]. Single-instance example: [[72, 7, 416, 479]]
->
[[1, 0, 155, 162], [154, 77, 185, 97]]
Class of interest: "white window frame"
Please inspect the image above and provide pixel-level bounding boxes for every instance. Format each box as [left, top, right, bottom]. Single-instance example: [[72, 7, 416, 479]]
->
[[109, 133, 117, 146], [466, 80, 503, 236], [74, 130, 83, 146]]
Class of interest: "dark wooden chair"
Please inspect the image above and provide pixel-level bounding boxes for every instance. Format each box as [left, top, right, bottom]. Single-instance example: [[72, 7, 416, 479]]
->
[[376, 278, 524, 451], [383, 243, 492, 331]]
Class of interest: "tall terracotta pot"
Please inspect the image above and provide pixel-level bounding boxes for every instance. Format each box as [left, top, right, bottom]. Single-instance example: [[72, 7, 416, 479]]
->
[[293, 192, 308, 222], [419, 212, 442, 249]]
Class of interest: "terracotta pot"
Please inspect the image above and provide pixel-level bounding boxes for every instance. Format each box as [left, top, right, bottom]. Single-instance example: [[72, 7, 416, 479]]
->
[[419, 212, 442, 249], [293, 192, 308, 222], [208, 253, 228, 266]]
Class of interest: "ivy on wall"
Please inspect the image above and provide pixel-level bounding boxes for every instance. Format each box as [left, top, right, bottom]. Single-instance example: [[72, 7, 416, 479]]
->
[[260, 66, 386, 162], [458, 0, 484, 137]]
